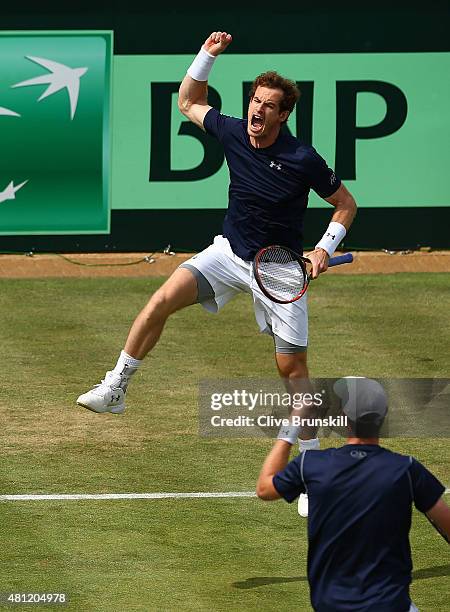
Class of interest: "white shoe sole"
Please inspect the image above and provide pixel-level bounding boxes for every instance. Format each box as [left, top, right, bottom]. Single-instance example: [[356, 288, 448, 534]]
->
[[77, 401, 125, 415]]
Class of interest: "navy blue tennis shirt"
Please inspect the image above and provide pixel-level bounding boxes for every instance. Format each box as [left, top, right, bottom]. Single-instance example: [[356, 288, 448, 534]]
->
[[203, 108, 341, 260], [273, 446, 445, 612]]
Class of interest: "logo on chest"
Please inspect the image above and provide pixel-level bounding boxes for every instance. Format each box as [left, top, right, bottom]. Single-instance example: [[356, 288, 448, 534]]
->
[[269, 161, 282, 171]]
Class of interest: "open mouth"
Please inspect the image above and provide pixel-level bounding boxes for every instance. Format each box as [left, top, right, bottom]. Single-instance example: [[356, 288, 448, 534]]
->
[[251, 113, 264, 132]]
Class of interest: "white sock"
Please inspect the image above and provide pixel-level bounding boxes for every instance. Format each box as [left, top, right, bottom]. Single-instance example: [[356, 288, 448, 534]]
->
[[299, 437, 320, 452], [112, 350, 142, 377]]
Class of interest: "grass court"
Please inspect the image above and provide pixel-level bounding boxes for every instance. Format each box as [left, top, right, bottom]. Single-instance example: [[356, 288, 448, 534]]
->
[[0, 273, 449, 610]]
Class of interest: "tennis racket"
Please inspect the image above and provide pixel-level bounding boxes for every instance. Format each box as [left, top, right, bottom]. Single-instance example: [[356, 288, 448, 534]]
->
[[253, 245, 353, 304]]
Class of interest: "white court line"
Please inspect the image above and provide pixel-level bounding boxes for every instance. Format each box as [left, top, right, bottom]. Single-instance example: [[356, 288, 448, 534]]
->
[[0, 489, 448, 502], [0, 491, 257, 502]]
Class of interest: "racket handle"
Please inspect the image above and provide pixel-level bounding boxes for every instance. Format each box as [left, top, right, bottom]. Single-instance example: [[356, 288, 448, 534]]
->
[[329, 252, 353, 267]]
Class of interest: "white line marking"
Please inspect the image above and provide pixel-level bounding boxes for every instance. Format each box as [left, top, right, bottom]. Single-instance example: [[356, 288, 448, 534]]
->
[[0, 489, 447, 502], [0, 491, 257, 502]]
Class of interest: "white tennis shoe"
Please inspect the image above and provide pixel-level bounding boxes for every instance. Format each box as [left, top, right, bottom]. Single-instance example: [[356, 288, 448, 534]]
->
[[77, 371, 127, 414], [298, 493, 308, 518]]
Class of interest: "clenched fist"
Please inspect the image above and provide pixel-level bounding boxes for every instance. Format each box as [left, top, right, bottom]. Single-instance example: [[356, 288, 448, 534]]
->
[[203, 31, 232, 57]]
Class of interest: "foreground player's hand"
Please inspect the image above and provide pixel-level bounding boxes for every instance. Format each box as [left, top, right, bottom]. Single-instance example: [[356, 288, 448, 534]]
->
[[203, 31, 232, 56], [305, 248, 329, 279]]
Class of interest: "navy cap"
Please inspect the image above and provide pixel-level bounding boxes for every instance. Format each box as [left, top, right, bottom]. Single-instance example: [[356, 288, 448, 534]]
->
[[333, 377, 388, 423]]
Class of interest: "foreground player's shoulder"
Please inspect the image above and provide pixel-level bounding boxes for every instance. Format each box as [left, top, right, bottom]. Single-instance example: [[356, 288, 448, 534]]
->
[[408, 455, 446, 513], [376, 448, 426, 476], [373, 446, 411, 463], [297, 447, 333, 469]]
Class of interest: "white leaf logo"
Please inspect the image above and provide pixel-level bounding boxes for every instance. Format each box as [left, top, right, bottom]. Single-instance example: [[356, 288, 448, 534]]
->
[[0, 180, 28, 205], [12, 56, 88, 120], [0, 106, 20, 117]]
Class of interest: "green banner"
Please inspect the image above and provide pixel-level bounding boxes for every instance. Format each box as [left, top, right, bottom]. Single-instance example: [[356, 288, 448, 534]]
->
[[0, 31, 112, 235], [112, 53, 450, 209]]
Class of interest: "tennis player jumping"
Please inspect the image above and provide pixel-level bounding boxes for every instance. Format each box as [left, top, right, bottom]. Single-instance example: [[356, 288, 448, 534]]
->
[[77, 31, 357, 515]]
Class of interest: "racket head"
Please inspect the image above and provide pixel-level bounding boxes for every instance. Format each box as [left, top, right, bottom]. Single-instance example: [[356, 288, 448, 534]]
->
[[253, 245, 310, 304]]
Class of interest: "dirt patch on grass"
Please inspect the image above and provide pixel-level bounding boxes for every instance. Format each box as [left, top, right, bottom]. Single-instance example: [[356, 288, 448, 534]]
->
[[0, 250, 449, 278]]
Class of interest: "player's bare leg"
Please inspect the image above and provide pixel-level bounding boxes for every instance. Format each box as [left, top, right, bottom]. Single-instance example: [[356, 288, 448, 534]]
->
[[275, 351, 319, 439], [275, 350, 318, 517], [275, 351, 308, 380], [76, 268, 198, 414], [125, 267, 198, 359]]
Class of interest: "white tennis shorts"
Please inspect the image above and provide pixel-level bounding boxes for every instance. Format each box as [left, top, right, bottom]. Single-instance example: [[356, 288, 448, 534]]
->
[[182, 235, 308, 347]]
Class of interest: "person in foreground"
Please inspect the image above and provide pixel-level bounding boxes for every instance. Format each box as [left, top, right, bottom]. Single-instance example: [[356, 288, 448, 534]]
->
[[256, 377, 450, 612], [77, 31, 356, 515]]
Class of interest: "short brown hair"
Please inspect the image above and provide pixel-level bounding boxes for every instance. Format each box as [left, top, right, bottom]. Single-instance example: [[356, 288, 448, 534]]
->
[[249, 71, 300, 115]]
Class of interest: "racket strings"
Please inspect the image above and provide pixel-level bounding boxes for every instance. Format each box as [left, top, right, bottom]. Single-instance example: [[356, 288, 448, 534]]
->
[[257, 247, 307, 302]]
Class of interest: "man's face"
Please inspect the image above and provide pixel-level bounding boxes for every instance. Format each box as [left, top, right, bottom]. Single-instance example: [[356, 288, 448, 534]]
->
[[247, 86, 289, 142]]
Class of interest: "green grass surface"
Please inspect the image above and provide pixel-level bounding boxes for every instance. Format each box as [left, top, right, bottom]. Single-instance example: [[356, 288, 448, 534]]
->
[[0, 274, 449, 611]]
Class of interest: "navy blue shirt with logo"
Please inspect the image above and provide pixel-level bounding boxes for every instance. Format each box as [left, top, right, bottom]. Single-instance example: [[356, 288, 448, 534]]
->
[[203, 108, 340, 261], [273, 445, 445, 612]]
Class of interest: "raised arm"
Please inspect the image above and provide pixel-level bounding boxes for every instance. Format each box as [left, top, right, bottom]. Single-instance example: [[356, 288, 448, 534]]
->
[[256, 440, 291, 501], [256, 423, 301, 501], [178, 31, 232, 130]]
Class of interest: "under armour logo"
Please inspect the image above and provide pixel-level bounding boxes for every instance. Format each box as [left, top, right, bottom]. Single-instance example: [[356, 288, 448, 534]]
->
[[111, 394, 121, 403], [350, 450, 367, 459], [326, 232, 336, 240], [270, 161, 282, 170]]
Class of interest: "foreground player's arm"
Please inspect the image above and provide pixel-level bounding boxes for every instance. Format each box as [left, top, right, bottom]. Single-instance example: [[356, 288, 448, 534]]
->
[[426, 497, 450, 543], [256, 423, 302, 501], [306, 183, 357, 278], [178, 31, 232, 130], [409, 456, 449, 543], [256, 440, 292, 500]]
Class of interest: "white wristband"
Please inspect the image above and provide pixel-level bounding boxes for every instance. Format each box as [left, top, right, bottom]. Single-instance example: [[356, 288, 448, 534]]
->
[[187, 47, 216, 81], [315, 221, 347, 257], [277, 424, 301, 445]]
